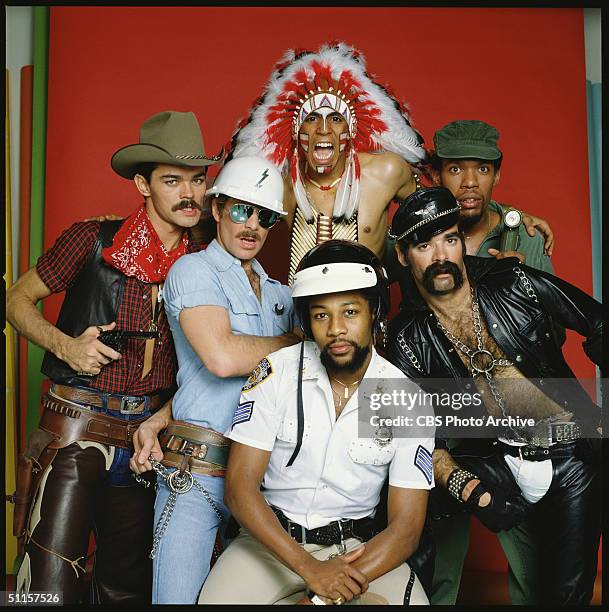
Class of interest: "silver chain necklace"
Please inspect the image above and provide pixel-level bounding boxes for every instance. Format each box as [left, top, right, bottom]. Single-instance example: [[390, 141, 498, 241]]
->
[[434, 287, 513, 419]]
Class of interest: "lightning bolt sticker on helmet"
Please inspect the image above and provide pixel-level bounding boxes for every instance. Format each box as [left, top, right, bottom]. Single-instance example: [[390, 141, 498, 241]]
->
[[255, 169, 270, 189]]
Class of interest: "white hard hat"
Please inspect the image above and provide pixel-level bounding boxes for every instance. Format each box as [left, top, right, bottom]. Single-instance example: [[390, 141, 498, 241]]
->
[[205, 155, 286, 215]]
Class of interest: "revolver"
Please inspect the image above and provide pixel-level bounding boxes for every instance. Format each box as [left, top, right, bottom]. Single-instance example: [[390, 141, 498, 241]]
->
[[98, 329, 159, 352]]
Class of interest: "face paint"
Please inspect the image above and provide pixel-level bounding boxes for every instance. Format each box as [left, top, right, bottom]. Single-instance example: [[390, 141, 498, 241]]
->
[[299, 105, 349, 175], [316, 107, 335, 133], [294, 91, 355, 139]]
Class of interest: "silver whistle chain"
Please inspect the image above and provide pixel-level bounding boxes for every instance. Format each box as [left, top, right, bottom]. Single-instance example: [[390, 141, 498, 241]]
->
[[134, 457, 225, 559], [435, 287, 513, 419]]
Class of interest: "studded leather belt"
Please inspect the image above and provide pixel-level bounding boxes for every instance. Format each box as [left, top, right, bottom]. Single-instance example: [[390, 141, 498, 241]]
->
[[52, 383, 167, 415], [159, 421, 231, 477]]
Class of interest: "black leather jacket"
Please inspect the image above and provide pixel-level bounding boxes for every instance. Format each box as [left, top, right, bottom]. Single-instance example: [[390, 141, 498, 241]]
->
[[386, 256, 602, 440]]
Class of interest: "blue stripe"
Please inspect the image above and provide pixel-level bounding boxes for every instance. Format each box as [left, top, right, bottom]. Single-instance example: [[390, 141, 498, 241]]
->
[[233, 413, 251, 424], [232, 401, 254, 427], [414, 445, 433, 485], [417, 454, 432, 468]]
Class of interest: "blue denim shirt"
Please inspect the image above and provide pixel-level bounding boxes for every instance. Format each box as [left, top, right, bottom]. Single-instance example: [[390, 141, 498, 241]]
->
[[164, 239, 293, 433]]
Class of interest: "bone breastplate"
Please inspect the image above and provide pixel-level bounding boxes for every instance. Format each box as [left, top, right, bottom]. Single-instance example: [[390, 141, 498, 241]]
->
[[288, 206, 358, 285]]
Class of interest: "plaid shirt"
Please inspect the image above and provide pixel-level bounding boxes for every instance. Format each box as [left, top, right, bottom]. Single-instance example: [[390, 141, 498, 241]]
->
[[36, 220, 203, 396]]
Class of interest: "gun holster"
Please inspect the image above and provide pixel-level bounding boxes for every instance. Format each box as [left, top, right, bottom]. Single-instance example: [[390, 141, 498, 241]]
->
[[11, 428, 59, 553]]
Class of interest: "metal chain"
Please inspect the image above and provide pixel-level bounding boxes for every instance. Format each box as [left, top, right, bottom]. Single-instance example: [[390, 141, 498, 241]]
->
[[513, 266, 539, 303], [397, 330, 425, 373], [134, 457, 225, 559], [434, 287, 513, 420]]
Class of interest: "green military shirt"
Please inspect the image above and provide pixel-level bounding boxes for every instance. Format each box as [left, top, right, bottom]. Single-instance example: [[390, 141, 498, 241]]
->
[[477, 200, 554, 273]]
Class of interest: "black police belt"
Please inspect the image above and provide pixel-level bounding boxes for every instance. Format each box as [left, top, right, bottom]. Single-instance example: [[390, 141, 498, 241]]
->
[[498, 440, 579, 461], [271, 506, 377, 546]]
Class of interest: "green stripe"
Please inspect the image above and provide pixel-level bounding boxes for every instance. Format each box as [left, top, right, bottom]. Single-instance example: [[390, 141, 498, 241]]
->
[[586, 80, 601, 301], [26, 6, 50, 437]]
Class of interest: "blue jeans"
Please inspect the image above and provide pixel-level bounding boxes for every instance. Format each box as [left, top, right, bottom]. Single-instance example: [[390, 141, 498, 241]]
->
[[152, 472, 228, 604]]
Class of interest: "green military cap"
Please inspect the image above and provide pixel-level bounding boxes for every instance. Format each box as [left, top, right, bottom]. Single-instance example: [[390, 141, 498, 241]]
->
[[433, 119, 501, 160]]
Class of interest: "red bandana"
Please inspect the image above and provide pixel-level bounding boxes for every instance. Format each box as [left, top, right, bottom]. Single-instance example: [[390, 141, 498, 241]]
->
[[102, 205, 189, 283]]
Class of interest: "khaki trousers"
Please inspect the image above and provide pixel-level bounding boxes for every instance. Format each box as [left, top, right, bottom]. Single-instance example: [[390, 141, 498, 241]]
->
[[199, 530, 429, 605]]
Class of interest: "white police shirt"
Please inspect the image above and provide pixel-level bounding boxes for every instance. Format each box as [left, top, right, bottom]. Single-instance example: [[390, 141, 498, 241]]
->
[[227, 341, 434, 530]]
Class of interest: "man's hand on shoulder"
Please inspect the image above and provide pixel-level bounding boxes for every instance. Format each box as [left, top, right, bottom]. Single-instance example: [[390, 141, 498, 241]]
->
[[57, 321, 122, 375], [487, 248, 526, 264], [83, 213, 124, 222], [521, 212, 554, 256]]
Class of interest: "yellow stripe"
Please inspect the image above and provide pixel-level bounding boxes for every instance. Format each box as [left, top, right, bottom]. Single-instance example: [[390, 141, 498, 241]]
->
[[5, 69, 19, 570]]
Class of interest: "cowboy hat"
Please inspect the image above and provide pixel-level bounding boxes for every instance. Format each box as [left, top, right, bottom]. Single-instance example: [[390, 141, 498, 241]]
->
[[111, 111, 223, 179]]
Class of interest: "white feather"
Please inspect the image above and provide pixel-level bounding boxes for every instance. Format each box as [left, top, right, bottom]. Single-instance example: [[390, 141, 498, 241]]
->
[[293, 158, 315, 221], [332, 149, 354, 220]]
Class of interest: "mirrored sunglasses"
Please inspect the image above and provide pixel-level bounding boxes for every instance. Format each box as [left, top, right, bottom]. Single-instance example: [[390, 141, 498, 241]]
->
[[228, 203, 280, 229]]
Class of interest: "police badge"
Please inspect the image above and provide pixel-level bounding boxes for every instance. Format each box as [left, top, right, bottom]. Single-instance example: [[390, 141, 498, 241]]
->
[[374, 424, 393, 447]]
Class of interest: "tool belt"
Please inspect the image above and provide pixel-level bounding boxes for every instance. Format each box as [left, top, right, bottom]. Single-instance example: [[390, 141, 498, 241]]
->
[[159, 421, 231, 478], [271, 506, 379, 546], [499, 440, 578, 462], [52, 383, 166, 415]]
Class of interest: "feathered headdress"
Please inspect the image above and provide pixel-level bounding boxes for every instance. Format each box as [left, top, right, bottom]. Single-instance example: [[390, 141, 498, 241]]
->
[[229, 42, 426, 221]]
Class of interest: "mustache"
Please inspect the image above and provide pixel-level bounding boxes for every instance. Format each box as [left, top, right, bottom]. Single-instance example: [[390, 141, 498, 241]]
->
[[236, 230, 261, 242], [172, 199, 202, 212], [423, 261, 461, 283], [324, 339, 356, 351]]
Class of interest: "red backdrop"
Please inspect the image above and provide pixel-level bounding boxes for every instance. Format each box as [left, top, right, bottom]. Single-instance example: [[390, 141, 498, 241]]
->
[[43, 7, 595, 575]]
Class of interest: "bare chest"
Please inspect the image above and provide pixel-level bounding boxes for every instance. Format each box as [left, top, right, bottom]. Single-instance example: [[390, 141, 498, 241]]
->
[[284, 182, 389, 257]]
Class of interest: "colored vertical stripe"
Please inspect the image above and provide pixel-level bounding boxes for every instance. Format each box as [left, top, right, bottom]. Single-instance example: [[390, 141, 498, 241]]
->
[[5, 69, 19, 576], [18, 65, 34, 454], [26, 7, 50, 438], [586, 80, 602, 411], [586, 80, 601, 301]]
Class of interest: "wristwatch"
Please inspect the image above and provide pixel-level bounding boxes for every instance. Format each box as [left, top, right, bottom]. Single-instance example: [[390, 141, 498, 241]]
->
[[499, 207, 522, 252]]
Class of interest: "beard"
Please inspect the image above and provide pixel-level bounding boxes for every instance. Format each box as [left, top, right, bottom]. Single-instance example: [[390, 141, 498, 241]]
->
[[422, 261, 464, 295], [320, 341, 371, 375], [458, 211, 483, 232]]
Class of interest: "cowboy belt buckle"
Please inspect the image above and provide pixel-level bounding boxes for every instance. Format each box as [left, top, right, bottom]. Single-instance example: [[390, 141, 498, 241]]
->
[[120, 397, 144, 415]]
